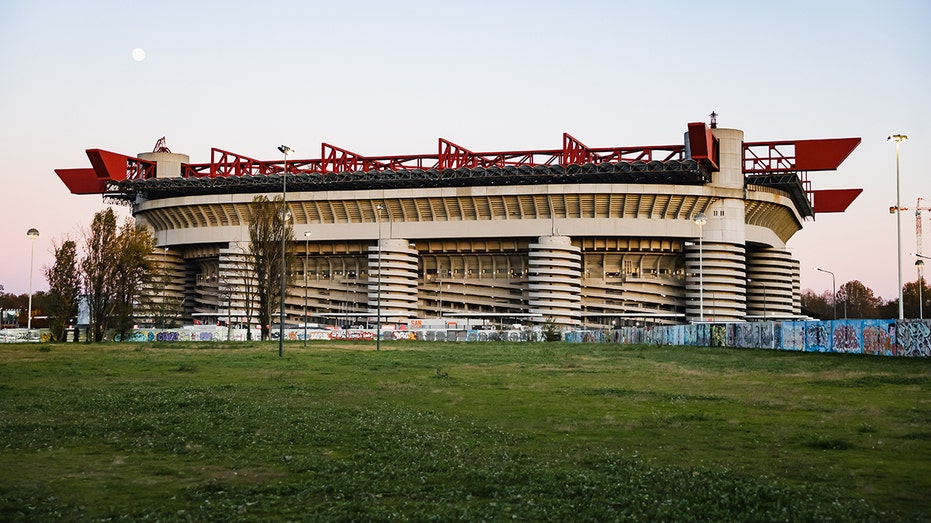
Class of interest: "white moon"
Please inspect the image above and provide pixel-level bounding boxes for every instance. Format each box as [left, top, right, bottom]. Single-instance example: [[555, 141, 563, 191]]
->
[[132, 48, 146, 62]]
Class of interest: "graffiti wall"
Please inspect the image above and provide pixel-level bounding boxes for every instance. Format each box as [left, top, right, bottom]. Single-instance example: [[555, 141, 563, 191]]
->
[[571, 320, 929, 357], [20, 318, 929, 357]]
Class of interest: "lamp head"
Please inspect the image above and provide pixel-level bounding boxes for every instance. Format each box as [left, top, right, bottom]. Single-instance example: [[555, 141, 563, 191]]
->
[[278, 145, 294, 156], [26, 228, 39, 240], [693, 213, 707, 226]]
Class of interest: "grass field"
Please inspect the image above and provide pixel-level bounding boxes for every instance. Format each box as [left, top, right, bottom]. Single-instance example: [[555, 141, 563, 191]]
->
[[1, 340, 929, 521]]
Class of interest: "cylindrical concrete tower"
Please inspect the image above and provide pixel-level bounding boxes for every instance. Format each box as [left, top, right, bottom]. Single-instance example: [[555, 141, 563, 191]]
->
[[368, 238, 419, 323], [138, 151, 190, 178], [685, 128, 748, 322], [528, 235, 582, 325]]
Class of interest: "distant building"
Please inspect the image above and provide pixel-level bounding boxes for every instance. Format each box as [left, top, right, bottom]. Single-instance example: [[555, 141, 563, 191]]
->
[[56, 121, 861, 327]]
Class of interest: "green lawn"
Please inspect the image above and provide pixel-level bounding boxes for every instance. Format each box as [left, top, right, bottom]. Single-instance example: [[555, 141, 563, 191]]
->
[[1, 341, 929, 521]]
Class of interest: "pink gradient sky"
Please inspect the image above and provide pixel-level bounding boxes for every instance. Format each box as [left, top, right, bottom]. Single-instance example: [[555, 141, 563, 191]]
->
[[1, 1, 928, 302]]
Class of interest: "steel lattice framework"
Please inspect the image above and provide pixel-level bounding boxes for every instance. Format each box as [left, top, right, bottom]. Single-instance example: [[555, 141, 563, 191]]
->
[[55, 122, 862, 218]]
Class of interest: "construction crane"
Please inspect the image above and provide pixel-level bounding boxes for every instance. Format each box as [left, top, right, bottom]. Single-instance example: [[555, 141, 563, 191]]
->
[[918, 197, 931, 257], [892, 197, 931, 256]]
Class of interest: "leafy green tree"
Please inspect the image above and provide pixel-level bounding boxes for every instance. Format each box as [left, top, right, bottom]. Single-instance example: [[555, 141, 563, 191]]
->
[[542, 319, 563, 342], [248, 195, 294, 340], [110, 221, 156, 340], [82, 209, 118, 342], [80, 208, 156, 341], [44, 240, 80, 341]]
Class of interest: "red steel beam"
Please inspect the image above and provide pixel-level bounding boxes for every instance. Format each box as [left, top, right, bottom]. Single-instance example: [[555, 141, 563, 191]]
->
[[742, 137, 861, 174], [55, 168, 108, 194], [811, 188, 863, 213]]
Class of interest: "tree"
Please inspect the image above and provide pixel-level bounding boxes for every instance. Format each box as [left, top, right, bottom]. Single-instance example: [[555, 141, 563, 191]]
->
[[44, 240, 81, 341], [110, 221, 156, 340], [80, 208, 156, 341], [147, 261, 184, 329], [902, 277, 930, 319], [82, 208, 118, 342], [837, 280, 881, 319], [800, 289, 831, 319], [248, 195, 294, 340]]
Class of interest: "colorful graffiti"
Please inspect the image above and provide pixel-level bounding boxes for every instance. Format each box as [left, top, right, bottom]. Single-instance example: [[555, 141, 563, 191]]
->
[[20, 318, 929, 358], [612, 320, 931, 357]]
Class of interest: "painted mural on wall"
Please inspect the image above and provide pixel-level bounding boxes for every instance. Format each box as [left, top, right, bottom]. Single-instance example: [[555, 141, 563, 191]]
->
[[567, 320, 930, 357], [16, 319, 931, 357]]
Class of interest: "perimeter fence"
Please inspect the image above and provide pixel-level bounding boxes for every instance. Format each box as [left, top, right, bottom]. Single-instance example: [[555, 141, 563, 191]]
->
[[4, 319, 930, 357]]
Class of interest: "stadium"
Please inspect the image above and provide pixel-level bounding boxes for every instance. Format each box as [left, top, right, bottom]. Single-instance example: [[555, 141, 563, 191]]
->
[[56, 119, 861, 329]]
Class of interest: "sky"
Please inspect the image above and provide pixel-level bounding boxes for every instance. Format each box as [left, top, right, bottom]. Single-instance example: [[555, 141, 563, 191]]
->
[[0, 0, 928, 301]]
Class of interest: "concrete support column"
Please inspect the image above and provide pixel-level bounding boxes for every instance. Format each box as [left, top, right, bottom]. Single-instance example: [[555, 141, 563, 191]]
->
[[368, 238, 419, 324], [685, 241, 746, 322], [746, 248, 797, 319], [684, 127, 748, 322], [528, 235, 581, 325]]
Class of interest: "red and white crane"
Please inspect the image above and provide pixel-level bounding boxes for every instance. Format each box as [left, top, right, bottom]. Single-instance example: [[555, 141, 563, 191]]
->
[[916, 197, 931, 257], [893, 197, 931, 257]]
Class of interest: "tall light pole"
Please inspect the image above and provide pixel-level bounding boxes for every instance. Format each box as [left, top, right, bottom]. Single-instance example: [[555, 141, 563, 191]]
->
[[917, 259, 925, 320], [26, 228, 39, 330], [693, 213, 707, 321], [912, 253, 929, 319], [889, 134, 907, 320], [278, 145, 293, 358], [375, 204, 384, 351], [303, 231, 311, 347], [816, 267, 836, 320]]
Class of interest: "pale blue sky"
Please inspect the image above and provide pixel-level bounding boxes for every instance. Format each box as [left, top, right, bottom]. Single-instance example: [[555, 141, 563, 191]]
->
[[1, 0, 928, 299]]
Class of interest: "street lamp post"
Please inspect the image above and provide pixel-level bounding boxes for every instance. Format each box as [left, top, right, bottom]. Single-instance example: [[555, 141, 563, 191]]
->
[[26, 228, 39, 330], [277, 145, 293, 358], [889, 134, 907, 320], [693, 213, 707, 321], [375, 204, 384, 351], [917, 259, 925, 320], [816, 267, 837, 320], [304, 231, 311, 347]]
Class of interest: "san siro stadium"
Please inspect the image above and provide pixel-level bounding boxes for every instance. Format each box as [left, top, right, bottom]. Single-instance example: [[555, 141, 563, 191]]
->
[[56, 119, 861, 329]]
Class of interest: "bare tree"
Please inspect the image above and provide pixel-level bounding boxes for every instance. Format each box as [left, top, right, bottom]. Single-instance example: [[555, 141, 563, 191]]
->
[[248, 195, 294, 340], [800, 289, 831, 319], [228, 243, 258, 340], [44, 240, 81, 341]]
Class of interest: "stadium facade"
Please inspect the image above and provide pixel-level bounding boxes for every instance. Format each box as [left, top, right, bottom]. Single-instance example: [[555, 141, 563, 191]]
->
[[56, 121, 862, 328]]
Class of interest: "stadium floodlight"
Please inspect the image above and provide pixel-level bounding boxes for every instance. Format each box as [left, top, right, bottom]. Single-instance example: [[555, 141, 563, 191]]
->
[[888, 134, 907, 320]]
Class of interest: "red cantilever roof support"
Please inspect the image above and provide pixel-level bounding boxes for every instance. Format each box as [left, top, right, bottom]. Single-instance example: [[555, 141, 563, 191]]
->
[[687, 122, 719, 171], [439, 139, 482, 170], [563, 133, 594, 165], [743, 138, 861, 174], [52, 124, 863, 217], [322, 143, 389, 173], [811, 188, 864, 213]]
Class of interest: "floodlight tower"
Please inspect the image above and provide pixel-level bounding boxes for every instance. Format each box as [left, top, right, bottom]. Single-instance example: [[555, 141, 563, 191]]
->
[[888, 134, 907, 320]]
